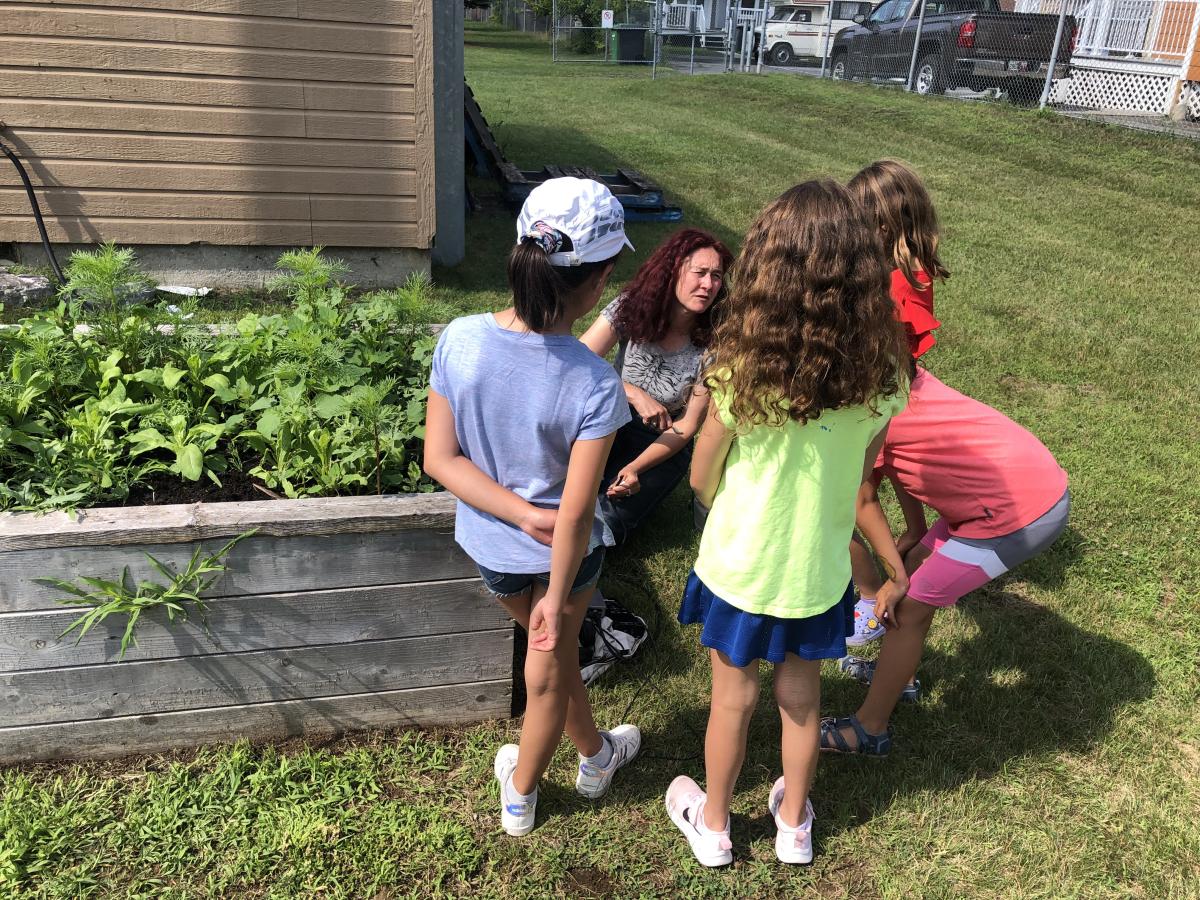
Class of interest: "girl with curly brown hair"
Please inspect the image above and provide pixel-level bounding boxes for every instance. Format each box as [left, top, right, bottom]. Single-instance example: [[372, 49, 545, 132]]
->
[[580, 228, 733, 545], [665, 180, 910, 868]]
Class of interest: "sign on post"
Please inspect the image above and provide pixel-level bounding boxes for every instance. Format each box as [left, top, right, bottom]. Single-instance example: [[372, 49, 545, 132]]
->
[[601, 9, 615, 28]]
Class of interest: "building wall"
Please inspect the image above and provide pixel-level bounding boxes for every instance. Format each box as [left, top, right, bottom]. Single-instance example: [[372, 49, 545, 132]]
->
[[0, 0, 436, 250]]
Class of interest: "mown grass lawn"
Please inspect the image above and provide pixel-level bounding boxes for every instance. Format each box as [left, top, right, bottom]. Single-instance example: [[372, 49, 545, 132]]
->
[[3, 22, 1199, 899]]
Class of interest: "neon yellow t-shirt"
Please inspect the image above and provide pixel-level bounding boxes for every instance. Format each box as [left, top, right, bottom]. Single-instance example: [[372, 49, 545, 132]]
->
[[693, 388, 907, 620]]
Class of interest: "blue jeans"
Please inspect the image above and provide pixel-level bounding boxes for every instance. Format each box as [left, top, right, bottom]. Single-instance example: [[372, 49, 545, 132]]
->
[[597, 411, 694, 547], [475, 546, 605, 600]]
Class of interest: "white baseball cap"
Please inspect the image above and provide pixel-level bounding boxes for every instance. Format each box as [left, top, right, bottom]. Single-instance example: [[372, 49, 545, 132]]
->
[[516, 177, 635, 266]]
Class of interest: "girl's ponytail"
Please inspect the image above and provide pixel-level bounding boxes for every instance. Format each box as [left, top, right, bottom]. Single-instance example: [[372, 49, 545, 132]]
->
[[506, 223, 618, 333], [508, 237, 567, 334]]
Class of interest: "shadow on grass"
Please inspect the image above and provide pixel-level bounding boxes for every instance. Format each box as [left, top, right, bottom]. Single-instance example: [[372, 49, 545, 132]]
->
[[566, 509, 1154, 846], [433, 124, 741, 309]]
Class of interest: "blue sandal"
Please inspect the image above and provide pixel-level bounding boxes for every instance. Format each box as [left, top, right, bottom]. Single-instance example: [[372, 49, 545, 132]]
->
[[819, 715, 893, 756], [837, 656, 921, 704]]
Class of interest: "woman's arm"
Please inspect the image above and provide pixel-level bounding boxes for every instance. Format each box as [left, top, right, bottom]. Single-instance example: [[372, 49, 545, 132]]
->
[[607, 387, 709, 498], [854, 426, 910, 628], [580, 314, 671, 432], [579, 314, 620, 358], [423, 389, 556, 544], [528, 433, 616, 651], [689, 399, 735, 510], [889, 476, 928, 557]]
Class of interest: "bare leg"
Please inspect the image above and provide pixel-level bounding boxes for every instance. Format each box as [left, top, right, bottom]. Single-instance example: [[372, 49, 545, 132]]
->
[[855, 597, 936, 734], [774, 654, 822, 827], [702, 649, 760, 831], [507, 583, 603, 795]]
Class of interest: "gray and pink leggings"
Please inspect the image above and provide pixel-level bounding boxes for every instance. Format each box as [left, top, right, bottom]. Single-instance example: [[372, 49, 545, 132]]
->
[[908, 490, 1070, 607]]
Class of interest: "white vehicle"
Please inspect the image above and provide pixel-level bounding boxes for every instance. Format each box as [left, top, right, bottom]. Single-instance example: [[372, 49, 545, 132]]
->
[[764, 1, 872, 64]]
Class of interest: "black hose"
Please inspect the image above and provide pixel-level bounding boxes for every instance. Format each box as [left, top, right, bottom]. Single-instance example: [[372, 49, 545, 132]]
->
[[0, 133, 66, 285]]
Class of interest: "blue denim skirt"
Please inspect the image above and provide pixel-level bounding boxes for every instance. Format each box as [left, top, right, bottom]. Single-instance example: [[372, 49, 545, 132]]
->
[[678, 571, 854, 667]]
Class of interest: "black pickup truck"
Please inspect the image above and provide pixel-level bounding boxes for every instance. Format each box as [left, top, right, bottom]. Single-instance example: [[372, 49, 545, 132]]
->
[[829, 0, 1075, 104]]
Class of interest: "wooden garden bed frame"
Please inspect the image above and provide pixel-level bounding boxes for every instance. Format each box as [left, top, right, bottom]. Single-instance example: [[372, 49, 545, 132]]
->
[[0, 495, 511, 765]]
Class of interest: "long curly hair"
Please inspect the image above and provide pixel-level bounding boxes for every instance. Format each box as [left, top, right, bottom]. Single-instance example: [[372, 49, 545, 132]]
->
[[848, 160, 950, 291], [610, 228, 733, 347], [705, 180, 908, 428]]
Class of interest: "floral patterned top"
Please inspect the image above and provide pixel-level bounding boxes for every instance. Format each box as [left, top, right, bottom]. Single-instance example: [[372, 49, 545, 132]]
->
[[601, 296, 705, 418]]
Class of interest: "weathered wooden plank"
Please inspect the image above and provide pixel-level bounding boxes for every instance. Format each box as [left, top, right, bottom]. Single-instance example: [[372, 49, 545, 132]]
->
[[0, 495, 455, 552], [0, 215, 421, 247], [310, 222, 428, 247], [0, 160, 417, 195], [303, 82, 416, 114], [20, 0, 306, 19], [0, 215, 315, 246], [0, 38, 416, 84], [0, 528, 475, 613], [0, 577, 503, 670], [4, 129, 416, 168], [2, 100, 417, 142], [20, 0, 416, 26], [0, 68, 307, 109], [0, 679, 509, 765], [411, 0, 436, 245], [5, 7, 413, 56], [0, 188, 417, 223], [0, 69, 417, 117], [296, 0, 414, 25], [2, 628, 512, 727]]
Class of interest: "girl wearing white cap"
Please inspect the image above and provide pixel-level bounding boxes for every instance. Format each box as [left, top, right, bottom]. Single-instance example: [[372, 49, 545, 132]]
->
[[424, 177, 642, 836]]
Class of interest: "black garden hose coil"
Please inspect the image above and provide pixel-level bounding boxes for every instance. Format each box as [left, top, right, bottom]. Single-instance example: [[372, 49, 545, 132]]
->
[[0, 129, 66, 285]]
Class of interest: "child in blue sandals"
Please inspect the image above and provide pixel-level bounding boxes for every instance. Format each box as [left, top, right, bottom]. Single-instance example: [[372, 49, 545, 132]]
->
[[664, 181, 910, 867]]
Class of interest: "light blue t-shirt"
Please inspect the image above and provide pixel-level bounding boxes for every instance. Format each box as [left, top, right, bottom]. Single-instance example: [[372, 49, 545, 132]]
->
[[430, 313, 631, 572]]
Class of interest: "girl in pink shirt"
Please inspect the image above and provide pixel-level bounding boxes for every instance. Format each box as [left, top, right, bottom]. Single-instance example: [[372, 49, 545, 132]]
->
[[820, 366, 1069, 756]]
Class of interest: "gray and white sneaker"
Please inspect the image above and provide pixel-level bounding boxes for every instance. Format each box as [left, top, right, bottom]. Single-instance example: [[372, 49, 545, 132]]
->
[[494, 744, 536, 836], [575, 724, 641, 799]]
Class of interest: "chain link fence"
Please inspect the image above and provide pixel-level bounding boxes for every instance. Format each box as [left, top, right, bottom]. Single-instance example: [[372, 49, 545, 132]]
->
[[483, 0, 1199, 125]]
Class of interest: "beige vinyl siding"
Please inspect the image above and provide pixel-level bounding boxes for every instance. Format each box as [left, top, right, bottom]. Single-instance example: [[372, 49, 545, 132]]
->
[[0, 0, 434, 249]]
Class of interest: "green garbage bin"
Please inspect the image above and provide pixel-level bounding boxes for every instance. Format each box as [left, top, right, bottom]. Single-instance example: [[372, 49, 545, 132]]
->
[[612, 25, 648, 63]]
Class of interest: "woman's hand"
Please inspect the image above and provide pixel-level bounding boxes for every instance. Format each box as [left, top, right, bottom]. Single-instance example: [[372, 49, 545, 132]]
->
[[627, 384, 671, 432], [606, 466, 641, 498], [519, 505, 557, 545]]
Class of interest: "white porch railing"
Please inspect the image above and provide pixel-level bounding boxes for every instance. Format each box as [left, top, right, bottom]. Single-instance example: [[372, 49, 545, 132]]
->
[[662, 2, 708, 32], [1060, 0, 1198, 61]]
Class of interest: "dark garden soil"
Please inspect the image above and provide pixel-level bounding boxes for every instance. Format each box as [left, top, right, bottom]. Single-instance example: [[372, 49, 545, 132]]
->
[[124, 469, 272, 506]]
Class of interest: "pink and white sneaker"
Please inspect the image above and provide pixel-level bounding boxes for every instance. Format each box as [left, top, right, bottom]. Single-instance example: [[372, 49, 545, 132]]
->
[[665, 775, 733, 867], [768, 776, 814, 864]]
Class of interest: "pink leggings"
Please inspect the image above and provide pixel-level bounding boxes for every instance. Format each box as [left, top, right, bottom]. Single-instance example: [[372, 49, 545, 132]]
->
[[907, 491, 1070, 607]]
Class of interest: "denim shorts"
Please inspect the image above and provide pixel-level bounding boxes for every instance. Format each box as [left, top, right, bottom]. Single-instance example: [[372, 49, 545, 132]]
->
[[475, 546, 605, 599]]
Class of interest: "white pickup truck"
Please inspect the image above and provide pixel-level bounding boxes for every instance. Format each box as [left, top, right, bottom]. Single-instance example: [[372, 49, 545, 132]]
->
[[765, 1, 872, 64]]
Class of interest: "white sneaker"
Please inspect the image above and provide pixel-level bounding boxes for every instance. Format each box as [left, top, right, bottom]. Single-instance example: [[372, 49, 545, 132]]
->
[[768, 776, 814, 864], [576, 724, 641, 799], [846, 599, 885, 647], [494, 744, 536, 836], [665, 776, 733, 867]]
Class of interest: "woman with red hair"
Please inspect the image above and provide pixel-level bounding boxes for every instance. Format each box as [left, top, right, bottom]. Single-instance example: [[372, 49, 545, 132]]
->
[[581, 228, 733, 544]]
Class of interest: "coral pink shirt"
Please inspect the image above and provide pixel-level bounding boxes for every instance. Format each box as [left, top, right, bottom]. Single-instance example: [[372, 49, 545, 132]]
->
[[891, 269, 940, 359], [875, 370, 1068, 539]]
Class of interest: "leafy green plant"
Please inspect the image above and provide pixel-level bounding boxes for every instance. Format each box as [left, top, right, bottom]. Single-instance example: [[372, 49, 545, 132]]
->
[[42, 531, 256, 659], [1, 245, 442, 511]]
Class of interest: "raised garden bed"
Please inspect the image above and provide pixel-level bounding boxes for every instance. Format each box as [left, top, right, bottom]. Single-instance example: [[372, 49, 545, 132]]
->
[[0, 494, 511, 765]]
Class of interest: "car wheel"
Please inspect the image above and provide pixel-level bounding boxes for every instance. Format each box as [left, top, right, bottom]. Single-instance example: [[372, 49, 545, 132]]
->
[[830, 53, 848, 80], [770, 43, 795, 66], [913, 53, 944, 96]]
